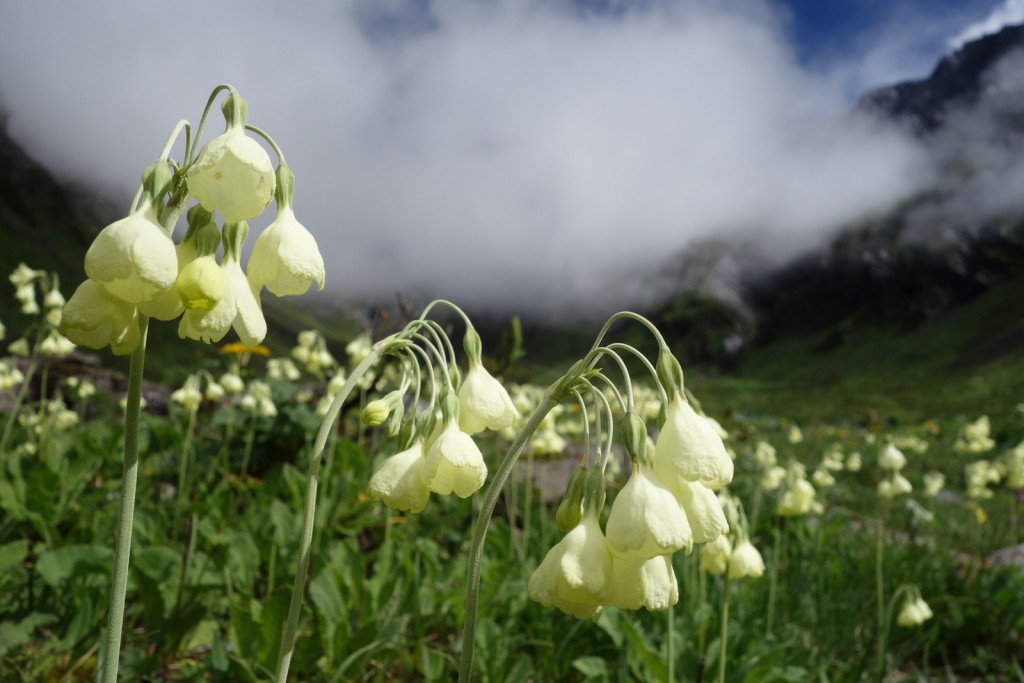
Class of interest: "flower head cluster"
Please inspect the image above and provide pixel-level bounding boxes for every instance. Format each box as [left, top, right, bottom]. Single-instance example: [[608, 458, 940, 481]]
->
[[366, 315, 518, 512], [954, 416, 995, 454], [777, 461, 820, 516], [964, 459, 1001, 499], [700, 491, 764, 579], [897, 588, 934, 628], [60, 88, 324, 356], [527, 344, 732, 620], [877, 443, 913, 501]]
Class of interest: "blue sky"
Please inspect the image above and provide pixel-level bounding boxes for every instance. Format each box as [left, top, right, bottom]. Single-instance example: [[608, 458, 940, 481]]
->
[[0, 0, 1021, 315]]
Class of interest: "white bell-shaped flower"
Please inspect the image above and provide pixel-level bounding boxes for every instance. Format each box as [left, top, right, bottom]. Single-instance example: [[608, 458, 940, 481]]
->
[[247, 205, 325, 296], [675, 479, 728, 544], [59, 279, 141, 356], [606, 461, 692, 558], [420, 419, 487, 498], [527, 511, 614, 619], [457, 363, 518, 434], [700, 534, 732, 574], [653, 395, 734, 491], [728, 539, 765, 579], [178, 250, 266, 346], [84, 200, 178, 304], [187, 126, 275, 223], [610, 554, 679, 611], [878, 443, 907, 471], [897, 597, 934, 627], [368, 441, 431, 513]]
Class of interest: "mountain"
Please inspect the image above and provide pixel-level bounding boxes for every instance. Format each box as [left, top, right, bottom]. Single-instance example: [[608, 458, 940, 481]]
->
[[685, 22, 1024, 418], [860, 23, 1024, 134]]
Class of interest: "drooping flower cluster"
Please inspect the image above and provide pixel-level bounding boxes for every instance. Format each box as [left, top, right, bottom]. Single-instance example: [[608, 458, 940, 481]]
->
[[528, 346, 732, 619], [700, 491, 765, 580], [366, 316, 518, 512], [954, 415, 995, 453], [777, 461, 819, 516], [877, 443, 913, 501], [896, 589, 934, 628], [6, 264, 77, 359], [60, 87, 325, 356]]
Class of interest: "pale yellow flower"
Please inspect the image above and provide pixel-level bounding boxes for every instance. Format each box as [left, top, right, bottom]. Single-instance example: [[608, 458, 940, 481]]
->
[[368, 441, 431, 513], [84, 200, 177, 304], [457, 363, 518, 434], [247, 205, 325, 296], [527, 511, 613, 619], [653, 395, 733, 491], [606, 462, 693, 558], [610, 554, 678, 611], [728, 539, 765, 579], [60, 279, 141, 355], [420, 420, 487, 498], [187, 127, 275, 223]]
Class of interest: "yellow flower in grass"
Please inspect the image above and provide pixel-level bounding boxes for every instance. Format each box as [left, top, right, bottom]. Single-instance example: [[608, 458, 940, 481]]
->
[[700, 535, 732, 575], [897, 597, 933, 627], [727, 539, 765, 579], [527, 510, 614, 620], [84, 199, 178, 305], [420, 419, 487, 498], [606, 461, 693, 558], [368, 440, 431, 513], [610, 554, 678, 611]]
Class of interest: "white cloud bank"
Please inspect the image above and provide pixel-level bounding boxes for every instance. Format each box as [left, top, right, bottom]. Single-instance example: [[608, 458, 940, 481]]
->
[[0, 0, 934, 317]]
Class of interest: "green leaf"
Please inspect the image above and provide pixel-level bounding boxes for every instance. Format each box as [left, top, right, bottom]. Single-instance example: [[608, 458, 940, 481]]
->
[[35, 544, 113, 586], [572, 656, 610, 679], [0, 539, 29, 573], [0, 612, 56, 656]]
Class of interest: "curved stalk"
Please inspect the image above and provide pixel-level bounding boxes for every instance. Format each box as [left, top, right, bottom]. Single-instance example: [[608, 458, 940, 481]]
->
[[101, 317, 150, 683], [275, 350, 380, 683], [457, 396, 559, 682], [717, 576, 731, 683]]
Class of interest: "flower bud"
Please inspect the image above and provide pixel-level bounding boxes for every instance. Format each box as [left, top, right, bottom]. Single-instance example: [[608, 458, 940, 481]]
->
[[363, 399, 390, 427], [555, 465, 588, 532], [176, 256, 226, 311]]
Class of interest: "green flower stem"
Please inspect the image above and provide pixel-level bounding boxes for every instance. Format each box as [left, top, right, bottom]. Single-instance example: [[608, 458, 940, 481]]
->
[[765, 518, 782, 638], [275, 350, 380, 683], [717, 575, 731, 683], [171, 407, 198, 540], [458, 395, 559, 683], [667, 600, 675, 682], [0, 335, 42, 458], [101, 317, 149, 683], [876, 514, 886, 677]]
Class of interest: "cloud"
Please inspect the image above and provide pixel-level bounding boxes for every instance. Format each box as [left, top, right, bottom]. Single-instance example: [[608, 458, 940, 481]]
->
[[0, 0, 934, 318], [948, 0, 1024, 50]]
